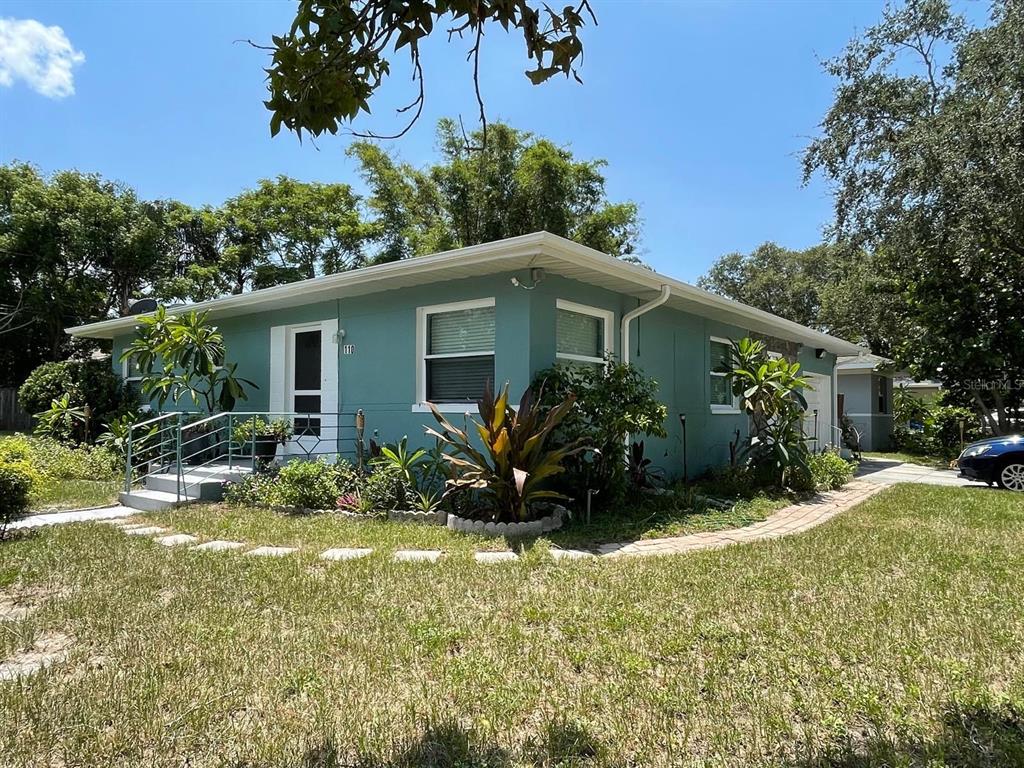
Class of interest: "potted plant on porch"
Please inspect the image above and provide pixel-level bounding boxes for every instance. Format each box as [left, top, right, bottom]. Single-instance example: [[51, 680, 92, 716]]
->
[[232, 417, 294, 462]]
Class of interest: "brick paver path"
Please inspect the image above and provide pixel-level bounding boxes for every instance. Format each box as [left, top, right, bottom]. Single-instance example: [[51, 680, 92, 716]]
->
[[596, 478, 883, 558]]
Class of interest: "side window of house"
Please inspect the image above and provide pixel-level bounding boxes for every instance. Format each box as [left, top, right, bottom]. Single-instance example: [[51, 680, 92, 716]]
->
[[556, 300, 612, 373], [122, 357, 143, 397], [709, 337, 737, 411], [877, 376, 888, 414], [422, 300, 495, 403]]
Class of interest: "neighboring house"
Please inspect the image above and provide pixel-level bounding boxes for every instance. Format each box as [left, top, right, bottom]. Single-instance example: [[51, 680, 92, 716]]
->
[[837, 353, 894, 452], [893, 375, 943, 403], [68, 232, 863, 479]]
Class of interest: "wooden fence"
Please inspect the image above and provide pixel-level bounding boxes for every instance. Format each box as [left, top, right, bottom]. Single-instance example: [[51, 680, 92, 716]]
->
[[0, 388, 32, 432]]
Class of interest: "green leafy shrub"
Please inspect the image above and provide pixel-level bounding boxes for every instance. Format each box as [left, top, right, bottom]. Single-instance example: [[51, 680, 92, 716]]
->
[[891, 402, 981, 458], [223, 458, 362, 512], [532, 360, 667, 504], [273, 459, 344, 509], [19, 359, 133, 442], [120, 306, 255, 413], [359, 463, 408, 514], [700, 465, 758, 499], [0, 435, 121, 482], [0, 461, 35, 533], [806, 450, 856, 491], [721, 337, 812, 490], [427, 381, 586, 523]]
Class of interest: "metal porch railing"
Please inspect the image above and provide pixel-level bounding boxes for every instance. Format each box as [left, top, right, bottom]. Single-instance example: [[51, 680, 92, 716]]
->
[[124, 409, 367, 503]]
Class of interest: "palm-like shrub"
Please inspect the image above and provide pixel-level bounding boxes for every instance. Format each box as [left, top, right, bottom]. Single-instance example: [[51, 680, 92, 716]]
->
[[427, 381, 587, 523], [120, 306, 255, 412], [720, 337, 813, 489]]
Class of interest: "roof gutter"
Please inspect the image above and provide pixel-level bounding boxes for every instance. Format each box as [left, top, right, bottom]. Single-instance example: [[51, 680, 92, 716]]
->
[[621, 285, 671, 365]]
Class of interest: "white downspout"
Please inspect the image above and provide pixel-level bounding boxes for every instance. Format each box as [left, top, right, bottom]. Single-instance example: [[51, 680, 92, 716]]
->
[[620, 285, 671, 453], [621, 285, 671, 365]]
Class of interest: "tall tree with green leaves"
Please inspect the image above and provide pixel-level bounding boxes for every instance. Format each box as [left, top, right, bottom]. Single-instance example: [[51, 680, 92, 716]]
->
[[803, 0, 1024, 433], [698, 243, 906, 356], [351, 119, 641, 262], [220, 176, 372, 288], [0, 164, 166, 385], [263, 1, 595, 143]]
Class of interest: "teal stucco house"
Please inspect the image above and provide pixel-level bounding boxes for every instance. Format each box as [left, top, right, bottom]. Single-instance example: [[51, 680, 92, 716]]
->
[[69, 232, 864, 480]]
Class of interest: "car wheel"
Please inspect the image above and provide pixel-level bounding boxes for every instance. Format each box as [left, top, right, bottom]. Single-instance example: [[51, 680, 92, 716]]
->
[[997, 461, 1024, 492]]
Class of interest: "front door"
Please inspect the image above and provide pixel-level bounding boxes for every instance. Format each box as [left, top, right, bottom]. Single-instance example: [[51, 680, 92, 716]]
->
[[288, 326, 323, 453], [270, 319, 339, 459]]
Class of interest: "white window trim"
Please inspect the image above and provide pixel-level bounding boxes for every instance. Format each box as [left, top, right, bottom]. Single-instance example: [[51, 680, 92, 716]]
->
[[555, 299, 614, 368], [121, 358, 143, 383], [709, 335, 741, 414], [414, 297, 495, 411]]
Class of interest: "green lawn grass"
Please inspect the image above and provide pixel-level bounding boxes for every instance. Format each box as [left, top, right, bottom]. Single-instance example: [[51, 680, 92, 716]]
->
[[31, 478, 121, 511], [1, 484, 1022, 766], [135, 492, 787, 554]]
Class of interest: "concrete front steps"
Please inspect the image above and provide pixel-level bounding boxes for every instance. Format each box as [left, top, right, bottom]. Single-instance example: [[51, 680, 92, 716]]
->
[[119, 464, 252, 512]]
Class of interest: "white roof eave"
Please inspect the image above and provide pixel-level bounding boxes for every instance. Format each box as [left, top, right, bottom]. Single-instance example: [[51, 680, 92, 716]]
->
[[66, 231, 865, 356]]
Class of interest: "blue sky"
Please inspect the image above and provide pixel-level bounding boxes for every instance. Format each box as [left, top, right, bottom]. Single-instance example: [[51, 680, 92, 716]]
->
[[0, 0, 986, 282]]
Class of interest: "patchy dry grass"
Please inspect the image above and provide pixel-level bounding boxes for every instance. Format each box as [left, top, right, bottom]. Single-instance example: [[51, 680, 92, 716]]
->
[[136, 492, 786, 555], [0, 485, 1022, 766], [31, 478, 121, 511]]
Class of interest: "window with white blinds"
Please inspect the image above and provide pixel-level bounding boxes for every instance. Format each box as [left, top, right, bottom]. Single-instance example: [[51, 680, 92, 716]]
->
[[420, 300, 495, 403], [555, 300, 612, 373], [709, 337, 738, 411]]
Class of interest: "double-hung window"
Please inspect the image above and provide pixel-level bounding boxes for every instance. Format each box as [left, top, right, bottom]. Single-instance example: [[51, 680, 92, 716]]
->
[[555, 300, 613, 373], [418, 298, 495, 406], [122, 357, 144, 397], [709, 337, 739, 412]]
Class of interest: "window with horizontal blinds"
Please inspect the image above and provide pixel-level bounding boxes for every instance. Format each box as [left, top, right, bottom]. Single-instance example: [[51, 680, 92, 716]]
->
[[424, 303, 495, 402], [709, 338, 737, 409], [709, 339, 731, 371], [557, 309, 603, 358], [428, 307, 494, 355]]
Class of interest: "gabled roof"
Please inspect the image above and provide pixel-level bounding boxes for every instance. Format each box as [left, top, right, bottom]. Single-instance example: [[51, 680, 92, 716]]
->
[[66, 231, 865, 355]]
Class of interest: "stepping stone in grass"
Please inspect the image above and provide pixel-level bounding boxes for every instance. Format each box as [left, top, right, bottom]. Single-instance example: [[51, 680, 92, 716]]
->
[[0, 632, 74, 681], [245, 546, 298, 558], [393, 550, 442, 563], [550, 548, 595, 560], [155, 534, 198, 547], [320, 548, 373, 561], [193, 540, 246, 552], [124, 526, 167, 536], [474, 551, 519, 564]]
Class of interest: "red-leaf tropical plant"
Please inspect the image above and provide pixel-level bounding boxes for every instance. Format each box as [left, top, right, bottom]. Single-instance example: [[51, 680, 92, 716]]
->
[[719, 337, 813, 488], [426, 381, 588, 523]]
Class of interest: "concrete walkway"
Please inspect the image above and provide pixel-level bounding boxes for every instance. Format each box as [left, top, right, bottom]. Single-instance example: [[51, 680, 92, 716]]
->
[[11, 505, 137, 530], [855, 457, 984, 488]]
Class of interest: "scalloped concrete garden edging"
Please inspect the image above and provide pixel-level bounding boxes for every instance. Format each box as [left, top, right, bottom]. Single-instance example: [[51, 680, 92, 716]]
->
[[446, 504, 568, 538], [387, 509, 447, 525]]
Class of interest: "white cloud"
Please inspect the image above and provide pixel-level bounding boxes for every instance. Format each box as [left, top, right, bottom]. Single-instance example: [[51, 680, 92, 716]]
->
[[0, 18, 85, 99]]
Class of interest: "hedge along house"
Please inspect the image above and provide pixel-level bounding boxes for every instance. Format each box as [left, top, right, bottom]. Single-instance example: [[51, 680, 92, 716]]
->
[[68, 232, 863, 502]]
